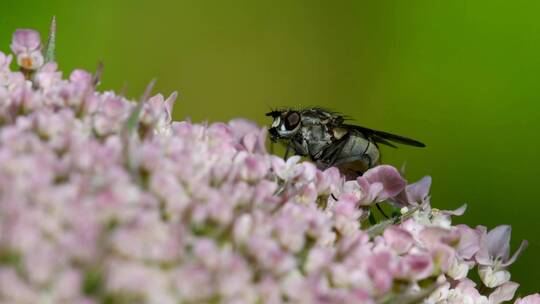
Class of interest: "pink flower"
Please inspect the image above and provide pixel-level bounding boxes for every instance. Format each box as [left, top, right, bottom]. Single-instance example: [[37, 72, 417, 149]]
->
[[140, 92, 178, 132], [418, 226, 460, 248], [0, 51, 12, 72], [365, 250, 396, 294], [304, 247, 335, 274], [315, 167, 342, 195], [476, 225, 528, 287], [92, 93, 131, 135], [10, 29, 44, 70], [332, 194, 363, 235], [476, 225, 528, 267], [271, 155, 304, 181], [383, 226, 414, 254], [240, 127, 267, 154], [398, 253, 434, 280], [237, 152, 269, 181], [354, 176, 382, 205], [417, 227, 459, 272], [516, 294, 540, 304], [392, 175, 431, 207], [35, 62, 62, 90], [449, 279, 489, 303], [228, 118, 261, 140], [362, 165, 406, 202]]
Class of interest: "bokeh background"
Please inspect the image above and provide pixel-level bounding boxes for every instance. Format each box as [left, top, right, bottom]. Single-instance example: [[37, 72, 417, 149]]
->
[[2, 0, 539, 295]]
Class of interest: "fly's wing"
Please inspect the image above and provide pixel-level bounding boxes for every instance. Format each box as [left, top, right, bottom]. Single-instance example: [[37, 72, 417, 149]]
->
[[342, 124, 426, 148]]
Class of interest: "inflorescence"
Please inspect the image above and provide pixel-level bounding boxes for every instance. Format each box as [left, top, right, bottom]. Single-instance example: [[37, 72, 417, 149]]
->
[[0, 22, 538, 304]]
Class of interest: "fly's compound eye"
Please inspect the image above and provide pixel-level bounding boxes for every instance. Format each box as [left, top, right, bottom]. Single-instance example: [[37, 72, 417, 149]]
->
[[284, 111, 300, 130]]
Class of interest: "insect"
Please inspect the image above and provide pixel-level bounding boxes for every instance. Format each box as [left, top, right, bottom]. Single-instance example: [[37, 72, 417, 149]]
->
[[266, 108, 425, 180]]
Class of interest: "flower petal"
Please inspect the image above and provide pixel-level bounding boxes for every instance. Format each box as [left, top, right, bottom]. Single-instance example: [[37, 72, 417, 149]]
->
[[456, 224, 481, 259], [489, 281, 519, 304], [405, 175, 431, 204], [486, 225, 512, 261], [479, 266, 511, 288], [363, 165, 406, 200], [10, 29, 41, 54], [502, 239, 528, 267], [516, 294, 540, 304]]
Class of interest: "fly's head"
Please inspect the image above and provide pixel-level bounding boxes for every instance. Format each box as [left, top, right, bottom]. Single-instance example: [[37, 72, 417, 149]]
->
[[265, 109, 302, 142]]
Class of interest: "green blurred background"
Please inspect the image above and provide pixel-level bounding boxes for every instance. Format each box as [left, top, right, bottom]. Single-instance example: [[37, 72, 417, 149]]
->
[[2, 0, 539, 295]]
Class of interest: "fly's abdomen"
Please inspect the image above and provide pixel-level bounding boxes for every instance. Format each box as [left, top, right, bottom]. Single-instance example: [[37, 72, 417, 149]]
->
[[335, 136, 380, 168]]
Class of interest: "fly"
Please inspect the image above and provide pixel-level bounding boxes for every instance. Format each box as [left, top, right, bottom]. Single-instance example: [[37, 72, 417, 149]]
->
[[266, 108, 425, 180]]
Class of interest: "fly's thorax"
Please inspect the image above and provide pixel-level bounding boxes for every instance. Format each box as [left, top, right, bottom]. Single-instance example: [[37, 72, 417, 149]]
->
[[299, 123, 334, 158], [331, 127, 348, 140]]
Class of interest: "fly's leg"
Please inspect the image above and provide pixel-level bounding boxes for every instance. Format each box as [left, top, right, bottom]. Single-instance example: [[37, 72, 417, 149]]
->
[[317, 139, 348, 202], [319, 136, 350, 170], [325, 152, 341, 169], [319, 136, 344, 196], [361, 141, 388, 218], [284, 145, 291, 160]]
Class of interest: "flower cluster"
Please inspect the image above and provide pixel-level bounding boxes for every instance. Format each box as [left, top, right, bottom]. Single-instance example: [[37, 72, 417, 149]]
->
[[0, 26, 537, 304]]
